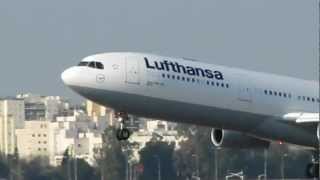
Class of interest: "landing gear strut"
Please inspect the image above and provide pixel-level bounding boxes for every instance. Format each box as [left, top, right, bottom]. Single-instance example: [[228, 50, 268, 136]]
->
[[115, 112, 131, 141], [306, 155, 319, 178]]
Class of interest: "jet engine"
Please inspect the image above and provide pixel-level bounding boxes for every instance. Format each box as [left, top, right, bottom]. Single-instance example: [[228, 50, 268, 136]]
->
[[210, 128, 270, 149]]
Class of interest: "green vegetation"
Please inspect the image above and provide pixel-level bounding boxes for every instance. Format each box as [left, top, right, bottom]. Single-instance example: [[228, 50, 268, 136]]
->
[[0, 126, 314, 179]]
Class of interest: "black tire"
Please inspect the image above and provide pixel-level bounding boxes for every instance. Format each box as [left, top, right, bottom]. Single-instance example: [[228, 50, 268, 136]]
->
[[116, 128, 131, 141], [116, 129, 123, 141], [120, 128, 131, 140], [306, 162, 319, 178]]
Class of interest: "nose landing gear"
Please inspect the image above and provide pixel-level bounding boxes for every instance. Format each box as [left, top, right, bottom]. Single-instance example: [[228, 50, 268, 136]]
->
[[115, 112, 131, 141]]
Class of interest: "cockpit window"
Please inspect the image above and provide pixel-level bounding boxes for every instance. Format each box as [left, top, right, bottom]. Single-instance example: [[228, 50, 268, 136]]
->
[[78, 61, 104, 70], [78, 61, 89, 66], [96, 62, 104, 69], [88, 61, 96, 68]]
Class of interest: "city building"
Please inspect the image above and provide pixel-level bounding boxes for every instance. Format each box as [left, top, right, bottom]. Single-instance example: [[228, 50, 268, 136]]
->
[[16, 121, 50, 161], [0, 98, 25, 155], [17, 94, 46, 120], [86, 100, 114, 126], [49, 111, 104, 166], [43, 96, 70, 120], [128, 119, 181, 162]]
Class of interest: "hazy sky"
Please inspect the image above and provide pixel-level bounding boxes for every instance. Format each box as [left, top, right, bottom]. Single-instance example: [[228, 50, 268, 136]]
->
[[0, 0, 318, 102]]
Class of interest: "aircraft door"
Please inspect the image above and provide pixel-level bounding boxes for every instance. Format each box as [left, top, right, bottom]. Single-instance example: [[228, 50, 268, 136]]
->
[[125, 56, 140, 85], [237, 75, 252, 103]]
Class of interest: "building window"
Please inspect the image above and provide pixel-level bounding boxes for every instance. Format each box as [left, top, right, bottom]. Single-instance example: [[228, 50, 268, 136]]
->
[[264, 90, 268, 95], [32, 134, 35, 137], [226, 84, 229, 88]]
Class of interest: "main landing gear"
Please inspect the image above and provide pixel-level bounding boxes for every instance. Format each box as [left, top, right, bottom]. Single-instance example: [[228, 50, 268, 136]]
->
[[306, 154, 319, 178], [115, 112, 131, 141]]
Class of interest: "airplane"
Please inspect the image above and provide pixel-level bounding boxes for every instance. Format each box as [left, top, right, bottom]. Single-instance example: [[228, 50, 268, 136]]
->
[[61, 52, 319, 174]]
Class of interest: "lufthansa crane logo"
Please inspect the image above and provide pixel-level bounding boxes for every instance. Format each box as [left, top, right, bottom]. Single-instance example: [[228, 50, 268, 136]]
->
[[96, 74, 105, 83]]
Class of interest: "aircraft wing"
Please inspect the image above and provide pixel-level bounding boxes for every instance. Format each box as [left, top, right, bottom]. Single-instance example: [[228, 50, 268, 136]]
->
[[283, 112, 319, 123]]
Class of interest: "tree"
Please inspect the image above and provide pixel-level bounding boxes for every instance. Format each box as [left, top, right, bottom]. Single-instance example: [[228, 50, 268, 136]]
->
[[60, 148, 99, 180], [0, 154, 9, 179], [139, 141, 177, 180], [175, 124, 213, 180], [99, 127, 126, 180]]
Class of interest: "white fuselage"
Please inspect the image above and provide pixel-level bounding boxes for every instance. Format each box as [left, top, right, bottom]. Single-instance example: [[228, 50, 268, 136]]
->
[[61, 52, 319, 148]]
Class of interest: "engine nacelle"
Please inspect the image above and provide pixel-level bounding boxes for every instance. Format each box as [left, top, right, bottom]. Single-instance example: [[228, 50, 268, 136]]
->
[[211, 128, 270, 149]]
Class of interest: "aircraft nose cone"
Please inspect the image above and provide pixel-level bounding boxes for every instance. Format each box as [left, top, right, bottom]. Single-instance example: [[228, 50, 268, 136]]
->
[[61, 67, 77, 86]]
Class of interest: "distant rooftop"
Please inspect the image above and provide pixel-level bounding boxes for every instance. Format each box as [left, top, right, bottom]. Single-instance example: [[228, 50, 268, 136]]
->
[[0, 96, 23, 101]]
